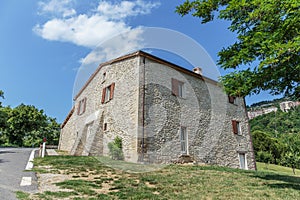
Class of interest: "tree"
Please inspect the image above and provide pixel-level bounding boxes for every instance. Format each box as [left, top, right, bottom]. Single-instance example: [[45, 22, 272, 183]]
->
[[256, 151, 274, 169], [251, 130, 285, 164], [108, 136, 124, 160], [0, 91, 7, 143], [281, 151, 300, 175], [176, 0, 300, 99], [0, 90, 4, 105], [1, 104, 60, 147], [4, 104, 47, 146]]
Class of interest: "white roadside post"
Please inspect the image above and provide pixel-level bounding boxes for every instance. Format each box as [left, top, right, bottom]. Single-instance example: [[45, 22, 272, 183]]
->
[[42, 137, 47, 158]]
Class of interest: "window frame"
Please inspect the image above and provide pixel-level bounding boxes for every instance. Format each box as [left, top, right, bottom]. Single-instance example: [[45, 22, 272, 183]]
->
[[238, 153, 248, 170], [103, 123, 108, 131], [102, 72, 106, 83], [77, 97, 87, 115], [228, 96, 236, 104], [232, 120, 242, 135], [172, 78, 184, 98], [180, 126, 188, 155], [101, 83, 115, 104]]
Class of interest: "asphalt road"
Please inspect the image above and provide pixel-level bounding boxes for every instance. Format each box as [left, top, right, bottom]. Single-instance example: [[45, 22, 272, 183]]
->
[[0, 148, 38, 200]]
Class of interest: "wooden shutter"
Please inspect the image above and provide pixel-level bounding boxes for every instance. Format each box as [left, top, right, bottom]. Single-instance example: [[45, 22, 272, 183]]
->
[[101, 88, 106, 104], [110, 82, 115, 100], [83, 97, 87, 113], [232, 120, 238, 134], [77, 101, 81, 115], [171, 78, 178, 96], [228, 96, 235, 104]]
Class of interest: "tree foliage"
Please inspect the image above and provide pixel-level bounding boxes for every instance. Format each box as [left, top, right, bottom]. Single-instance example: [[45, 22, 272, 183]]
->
[[176, 0, 300, 99], [108, 136, 124, 160], [0, 98, 60, 147]]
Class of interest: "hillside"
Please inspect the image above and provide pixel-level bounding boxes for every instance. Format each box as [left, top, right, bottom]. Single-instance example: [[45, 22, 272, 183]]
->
[[250, 106, 300, 134], [249, 105, 300, 170], [17, 156, 300, 200]]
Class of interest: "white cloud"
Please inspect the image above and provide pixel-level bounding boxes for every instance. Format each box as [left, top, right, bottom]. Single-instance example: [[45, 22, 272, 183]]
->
[[33, 14, 130, 48], [97, 0, 160, 19], [80, 28, 144, 65], [34, 0, 160, 48], [38, 0, 76, 18]]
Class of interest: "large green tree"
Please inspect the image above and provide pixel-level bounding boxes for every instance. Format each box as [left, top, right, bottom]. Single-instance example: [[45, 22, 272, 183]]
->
[[176, 0, 300, 99], [0, 103, 60, 147]]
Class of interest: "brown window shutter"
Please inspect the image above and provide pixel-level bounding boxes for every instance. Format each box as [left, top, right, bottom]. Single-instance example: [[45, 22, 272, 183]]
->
[[77, 101, 81, 115], [171, 78, 178, 96], [110, 82, 115, 100], [228, 96, 235, 104], [83, 97, 87, 113], [232, 120, 238, 134], [101, 88, 106, 104]]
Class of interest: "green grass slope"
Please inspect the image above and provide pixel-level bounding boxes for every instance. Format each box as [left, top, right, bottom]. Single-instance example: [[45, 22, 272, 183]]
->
[[18, 156, 300, 200]]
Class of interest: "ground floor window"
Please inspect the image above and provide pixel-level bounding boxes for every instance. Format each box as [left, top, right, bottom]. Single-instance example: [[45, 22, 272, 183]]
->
[[180, 126, 187, 154], [238, 153, 247, 169]]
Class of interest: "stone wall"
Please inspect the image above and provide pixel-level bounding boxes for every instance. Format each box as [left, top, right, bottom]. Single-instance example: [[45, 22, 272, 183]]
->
[[58, 109, 76, 152], [59, 52, 255, 170], [59, 56, 141, 162], [141, 58, 255, 170]]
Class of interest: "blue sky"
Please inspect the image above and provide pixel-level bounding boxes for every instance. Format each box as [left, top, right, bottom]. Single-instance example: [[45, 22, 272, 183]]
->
[[0, 0, 281, 123]]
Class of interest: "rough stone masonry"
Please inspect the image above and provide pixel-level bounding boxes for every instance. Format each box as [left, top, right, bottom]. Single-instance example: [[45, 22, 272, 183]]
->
[[59, 51, 256, 170]]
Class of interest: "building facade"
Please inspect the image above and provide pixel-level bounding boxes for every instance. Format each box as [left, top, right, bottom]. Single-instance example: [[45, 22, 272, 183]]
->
[[59, 51, 256, 170]]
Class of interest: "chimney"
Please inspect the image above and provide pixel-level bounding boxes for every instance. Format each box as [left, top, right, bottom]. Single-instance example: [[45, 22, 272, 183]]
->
[[193, 67, 202, 75]]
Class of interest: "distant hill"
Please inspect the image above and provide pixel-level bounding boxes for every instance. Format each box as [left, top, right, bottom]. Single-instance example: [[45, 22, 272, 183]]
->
[[247, 97, 284, 108], [249, 105, 300, 168], [250, 105, 300, 134]]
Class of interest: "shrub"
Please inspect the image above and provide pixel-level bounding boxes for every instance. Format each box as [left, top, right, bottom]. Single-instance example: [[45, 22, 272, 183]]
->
[[108, 136, 124, 160]]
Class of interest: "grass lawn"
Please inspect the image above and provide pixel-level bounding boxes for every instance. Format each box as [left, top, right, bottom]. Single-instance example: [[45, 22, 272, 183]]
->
[[17, 156, 300, 200], [256, 162, 300, 175]]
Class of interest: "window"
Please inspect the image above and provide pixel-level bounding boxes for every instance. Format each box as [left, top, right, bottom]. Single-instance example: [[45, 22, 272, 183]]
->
[[101, 83, 115, 104], [102, 72, 106, 82], [228, 96, 236, 104], [77, 97, 87, 115], [103, 123, 107, 131], [239, 153, 247, 169], [172, 78, 184, 97], [180, 126, 187, 154], [232, 120, 242, 135]]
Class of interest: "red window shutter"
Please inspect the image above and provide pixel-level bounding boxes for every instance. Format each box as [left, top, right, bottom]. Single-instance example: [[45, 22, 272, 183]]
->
[[110, 82, 115, 100], [101, 88, 106, 104], [232, 120, 238, 134], [83, 97, 87, 113], [171, 78, 178, 96]]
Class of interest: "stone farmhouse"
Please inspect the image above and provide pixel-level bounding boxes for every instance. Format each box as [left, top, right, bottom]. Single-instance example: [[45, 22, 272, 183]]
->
[[59, 51, 256, 170]]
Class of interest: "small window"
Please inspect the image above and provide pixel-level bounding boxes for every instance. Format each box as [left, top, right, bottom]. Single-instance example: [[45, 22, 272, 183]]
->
[[180, 126, 187, 154], [105, 86, 111, 102], [103, 123, 107, 131], [101, 83, 115, 104], [228, 96, 236, 104], [172, 78, 184, 98], [77, 97, 87, 115], [232, 120, 242, 135], [239, 153, 247, 169], [102, 72, 106, 82]]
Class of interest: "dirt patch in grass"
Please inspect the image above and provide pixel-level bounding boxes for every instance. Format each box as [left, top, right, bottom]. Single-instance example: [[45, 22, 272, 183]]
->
[[38, 173, 72, 193]]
